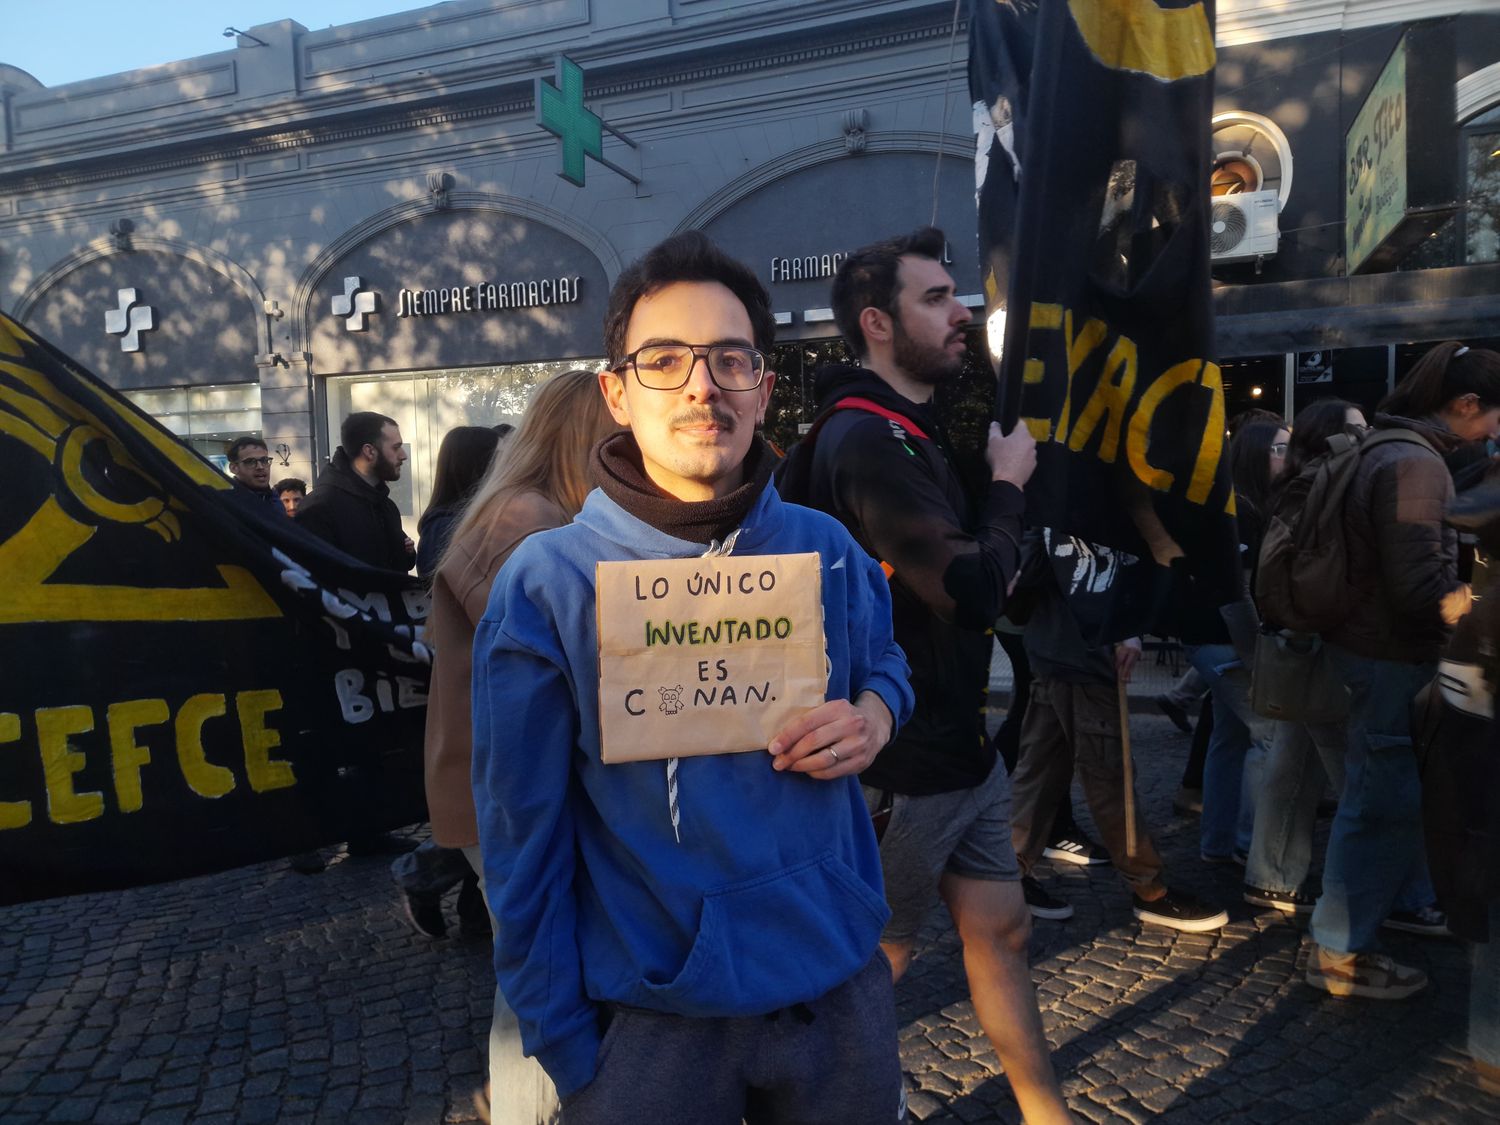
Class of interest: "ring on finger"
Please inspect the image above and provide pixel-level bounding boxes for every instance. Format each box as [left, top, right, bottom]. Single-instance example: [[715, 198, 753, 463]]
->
[[827, 747, 840, 763]]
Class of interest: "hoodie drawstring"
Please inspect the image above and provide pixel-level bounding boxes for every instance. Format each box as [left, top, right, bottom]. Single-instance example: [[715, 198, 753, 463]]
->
[[664, 529, 745, 844]]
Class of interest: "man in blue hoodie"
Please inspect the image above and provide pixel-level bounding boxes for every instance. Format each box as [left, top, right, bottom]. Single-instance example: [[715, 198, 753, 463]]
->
[[472, 232, 915, 1124]]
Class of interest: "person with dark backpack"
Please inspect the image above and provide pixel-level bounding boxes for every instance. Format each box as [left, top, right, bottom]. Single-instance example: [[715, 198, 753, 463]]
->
[[1243, 399, 1368, 916], [1287, 343, 1498, 1000]]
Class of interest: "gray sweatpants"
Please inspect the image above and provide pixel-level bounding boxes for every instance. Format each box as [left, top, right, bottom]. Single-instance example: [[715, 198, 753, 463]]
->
[[562, 952, 905, 1125]]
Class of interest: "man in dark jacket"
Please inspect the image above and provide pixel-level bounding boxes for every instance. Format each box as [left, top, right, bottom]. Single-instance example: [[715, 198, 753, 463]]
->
[[1011, 533, 1228, 933], [290, 411, 414, 873], [296, 412, 415, 572], [778, 227, 1074, 1125], [225, 436, 281, 515]]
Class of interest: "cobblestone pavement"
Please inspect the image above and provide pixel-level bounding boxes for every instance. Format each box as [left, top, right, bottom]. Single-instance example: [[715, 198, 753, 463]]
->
[[3, 713, 1497, 1124]]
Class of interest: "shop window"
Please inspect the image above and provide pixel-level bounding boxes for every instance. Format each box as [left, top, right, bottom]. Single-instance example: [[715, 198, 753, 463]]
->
[[124, 383, 263, 471], [1464, 104, 1500, 264], [324, 360, 603, 553], [769, 329, 997, 502], [1220, 356, 1285, 422], [766, 338, 853, 451]]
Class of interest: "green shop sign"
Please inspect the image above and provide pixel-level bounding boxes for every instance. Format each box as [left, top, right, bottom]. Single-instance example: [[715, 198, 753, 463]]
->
[[1345, 39, 1407, 273]]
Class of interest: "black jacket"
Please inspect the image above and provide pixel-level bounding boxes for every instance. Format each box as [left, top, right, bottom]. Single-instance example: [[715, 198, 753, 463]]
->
[[777, 366, 1024, 795], [228, 479, 285, 524], [295, 448, 413, 572]]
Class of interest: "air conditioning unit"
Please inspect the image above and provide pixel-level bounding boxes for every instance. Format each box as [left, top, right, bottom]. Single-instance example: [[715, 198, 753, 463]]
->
[[1209, 189, 1279, 264]]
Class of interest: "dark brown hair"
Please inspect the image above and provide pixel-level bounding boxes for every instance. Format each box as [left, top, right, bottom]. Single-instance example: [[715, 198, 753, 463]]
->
[[1380, 342, 1500, 418], [225, 436, 267, 462], [425, 425, 502, 514], [603, 232, 775, 365], [832, 226, 948, 358]]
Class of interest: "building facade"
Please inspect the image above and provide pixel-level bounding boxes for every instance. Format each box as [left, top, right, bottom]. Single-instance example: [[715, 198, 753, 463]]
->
[[2, 0, 1500, 536]]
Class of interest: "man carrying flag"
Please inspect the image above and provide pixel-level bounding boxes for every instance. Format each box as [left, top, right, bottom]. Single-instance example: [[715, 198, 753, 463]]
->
[[967, 0, 1238, 925], [971, 0, 1240, 642], [777, 228, 1076, 1125]]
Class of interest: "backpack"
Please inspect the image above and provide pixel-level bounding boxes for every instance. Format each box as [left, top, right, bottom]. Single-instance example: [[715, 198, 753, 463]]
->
[[773, 396, 930, 507], [1255, 428, 1434, 634]]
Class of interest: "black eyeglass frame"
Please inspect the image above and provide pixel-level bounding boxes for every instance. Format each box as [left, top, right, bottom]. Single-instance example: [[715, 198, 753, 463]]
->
[[233, 456, 275, 468], [611, 343, 769, 392]]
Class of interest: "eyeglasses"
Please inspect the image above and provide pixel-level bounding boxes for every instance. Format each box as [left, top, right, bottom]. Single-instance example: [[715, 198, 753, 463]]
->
[[234, 456, 274, 468], [1270, 443, 1289, 457], [613, 344, 767, 391]]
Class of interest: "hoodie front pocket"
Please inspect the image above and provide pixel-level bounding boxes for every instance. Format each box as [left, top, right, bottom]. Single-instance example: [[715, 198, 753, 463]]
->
[[635, 852, 889, 1016]]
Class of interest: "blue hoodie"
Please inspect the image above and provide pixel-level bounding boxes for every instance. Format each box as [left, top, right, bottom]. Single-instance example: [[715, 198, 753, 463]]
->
[[471, 482, 913, 1098]]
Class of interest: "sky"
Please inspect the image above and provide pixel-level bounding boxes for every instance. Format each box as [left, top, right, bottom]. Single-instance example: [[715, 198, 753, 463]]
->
[[6, 1, 440, 88]]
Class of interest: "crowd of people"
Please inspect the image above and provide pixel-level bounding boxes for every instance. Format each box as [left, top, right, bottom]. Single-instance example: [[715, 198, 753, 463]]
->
[[220, 228, 1500, 1121]]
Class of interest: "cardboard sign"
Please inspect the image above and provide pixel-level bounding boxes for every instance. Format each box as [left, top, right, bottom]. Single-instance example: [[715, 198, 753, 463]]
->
[[595, 552, 827, 763]]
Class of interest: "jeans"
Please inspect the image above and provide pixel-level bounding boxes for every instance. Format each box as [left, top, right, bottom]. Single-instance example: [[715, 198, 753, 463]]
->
[[1244, 719, 1346, 894], [1472, 900, 1500, 1069], [1184, 644, 1271, 859], [1309, 646, 1438, 955], [1163, 666, 1207, 711]]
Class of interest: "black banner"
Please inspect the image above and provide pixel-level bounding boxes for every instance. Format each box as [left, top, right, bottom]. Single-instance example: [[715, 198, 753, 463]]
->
[[0, 313, 429, 905], [971, 0, 1240, 643]]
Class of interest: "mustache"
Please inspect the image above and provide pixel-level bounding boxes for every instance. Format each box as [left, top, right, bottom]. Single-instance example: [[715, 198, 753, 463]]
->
[[669, 407, 736, 431]]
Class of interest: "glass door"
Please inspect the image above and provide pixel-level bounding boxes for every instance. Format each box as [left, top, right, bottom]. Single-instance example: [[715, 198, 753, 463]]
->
[[323, 360, 604, 549]]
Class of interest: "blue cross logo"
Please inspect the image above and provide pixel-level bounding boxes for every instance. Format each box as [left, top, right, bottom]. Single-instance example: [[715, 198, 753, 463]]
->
[[536, 56, 603, 187]]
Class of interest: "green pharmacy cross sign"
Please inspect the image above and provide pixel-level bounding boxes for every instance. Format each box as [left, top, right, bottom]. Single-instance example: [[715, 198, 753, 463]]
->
[[535, 55, 639, 188]]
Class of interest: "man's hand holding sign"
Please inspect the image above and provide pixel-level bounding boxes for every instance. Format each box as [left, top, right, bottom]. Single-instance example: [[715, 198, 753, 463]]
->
[[768, 694, 893, 780]]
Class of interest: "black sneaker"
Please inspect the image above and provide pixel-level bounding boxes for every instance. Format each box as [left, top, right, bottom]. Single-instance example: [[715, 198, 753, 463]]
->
[[1133, 888, 1229, 932], [1020, 876, 1080, 918], [1243, 884, 1315, 915], [1043, 833, 1111, 867], [456, 876, 493, 940], [1382, 906, 1450, 937], [402, 890, 447, 938], [1200, 849, 1248, 868], [347, 832, 411, 857], [288, 850, 325, 875], [1022, 876, 1074, 921], [1155, 694, 1193, 734]]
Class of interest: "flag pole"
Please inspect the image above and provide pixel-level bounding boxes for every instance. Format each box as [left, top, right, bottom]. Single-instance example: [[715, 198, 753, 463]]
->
[[1117, 670, 1138, 858], [990, 0, 1066, 434]]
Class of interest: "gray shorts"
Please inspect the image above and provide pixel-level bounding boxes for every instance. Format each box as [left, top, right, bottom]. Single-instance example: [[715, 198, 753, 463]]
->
[[862, 758, 1020, 944]]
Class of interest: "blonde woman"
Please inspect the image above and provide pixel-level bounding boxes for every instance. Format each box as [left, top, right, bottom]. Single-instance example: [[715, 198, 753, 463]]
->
[[421, 369, 619, 1124]]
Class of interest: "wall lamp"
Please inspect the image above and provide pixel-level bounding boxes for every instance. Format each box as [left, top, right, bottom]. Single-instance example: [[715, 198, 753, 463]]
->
[[223, 27, 270, 47]]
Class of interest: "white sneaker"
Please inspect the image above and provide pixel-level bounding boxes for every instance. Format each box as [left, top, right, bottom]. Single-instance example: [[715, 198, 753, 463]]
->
[[1306, 946, 1427, 999], [1042, 834, 1111, 867]]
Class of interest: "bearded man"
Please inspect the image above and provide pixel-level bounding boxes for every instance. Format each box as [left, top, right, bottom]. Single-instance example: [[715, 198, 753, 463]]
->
[[777, 227, 1076, 1125], [296, 411, 415, 572]]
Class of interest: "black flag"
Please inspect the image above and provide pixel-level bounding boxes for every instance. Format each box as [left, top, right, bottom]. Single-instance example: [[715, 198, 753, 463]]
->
[[971, 0, 1240, 643], [0, 313, 430, 904]]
